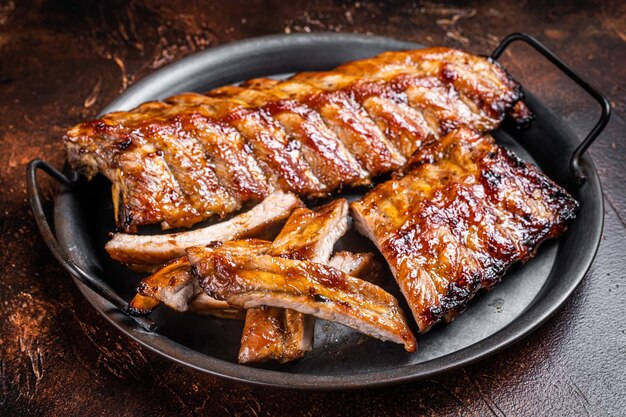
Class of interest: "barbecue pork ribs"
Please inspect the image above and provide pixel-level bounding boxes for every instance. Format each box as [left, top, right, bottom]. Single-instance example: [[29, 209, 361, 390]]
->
[[351, 128, 578, 332], [64, 48, 527, 232]]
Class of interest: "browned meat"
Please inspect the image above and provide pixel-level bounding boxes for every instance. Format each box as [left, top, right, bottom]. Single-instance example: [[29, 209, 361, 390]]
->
[[238, 252, 382, 364], [209, 85, 370, 191], [328, 252, 383, 285], [239, 199, 348, 364], [351, 128, 578, 332], [267, 200, 348, 262], [239, 307, 313, 364], [65, 48, 525, 231], [291, 72, 438, 158], [105, 190, 302, 269], [334, 48, 526, 129], [187, 249, 417, 352], [240, 77, 406, 175], [128, 239, 271, 316], [164, 93, 326, 196]]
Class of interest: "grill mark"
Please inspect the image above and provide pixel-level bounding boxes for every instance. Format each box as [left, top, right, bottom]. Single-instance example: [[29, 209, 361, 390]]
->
[[286, 72, 440, 159], [137, 116, 240, 219], [66, 48, 529, 232], [165, 93, 322, 196], [354, 88, 437, 158], [176, 112, 271, 202], [223, 103, 327, 196], [266, 100, 370, 190], [392, 74, 482, 136], [304, 89, 406, 175], [245, 77, 406, 176], [212, 85, 369, 191]]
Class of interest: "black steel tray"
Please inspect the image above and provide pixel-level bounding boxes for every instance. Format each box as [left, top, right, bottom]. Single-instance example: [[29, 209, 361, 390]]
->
[[27, 33, 609, 390]]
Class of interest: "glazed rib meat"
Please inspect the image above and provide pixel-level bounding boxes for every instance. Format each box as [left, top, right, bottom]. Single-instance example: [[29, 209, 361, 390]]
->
[[128, 239, 271, 317], [64, 48, 526, 232], [238, 252, 380, 363], [328, 251, 383, 285], [351, 128, 578, 332], [209, 86, 370, 191], [106, 190, 302, 269], [239, 199, 348, 364], [128, 198, 347, 323], [187, 249, 417, 352]]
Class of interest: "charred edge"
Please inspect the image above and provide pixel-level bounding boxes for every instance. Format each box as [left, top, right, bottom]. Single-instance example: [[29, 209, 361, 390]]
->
[[482, 169, 502, 188], [189, 263, 205, 287], [122, 206, 135, 233], [506, 102, 536, 129], [501, 147, 580, 219], [428, 274, 482, 325], [116, 136, 133, 151], [485, 55, 524, 97], [205, 241, 224, 249], [136, 281, 150, 295], [484, 55, 533, 127], [125, 304, 153, 317]]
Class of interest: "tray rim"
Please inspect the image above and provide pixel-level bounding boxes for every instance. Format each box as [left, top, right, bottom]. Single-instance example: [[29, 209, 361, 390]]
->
[[52, 32, 604, 390]]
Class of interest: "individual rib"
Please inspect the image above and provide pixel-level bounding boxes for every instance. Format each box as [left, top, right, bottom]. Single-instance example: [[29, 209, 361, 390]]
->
[[239, 199, 349, 364], [128, 239, 271, 317], [106, 190, 302, 268], [187, 249, 417, 352]]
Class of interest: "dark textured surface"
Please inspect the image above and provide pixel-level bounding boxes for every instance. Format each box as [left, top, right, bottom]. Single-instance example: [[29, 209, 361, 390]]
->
[[1, 1, 625, 415]]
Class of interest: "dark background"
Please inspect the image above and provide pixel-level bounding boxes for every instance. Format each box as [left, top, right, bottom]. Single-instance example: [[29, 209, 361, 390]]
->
[[1, 1, 625, 415]]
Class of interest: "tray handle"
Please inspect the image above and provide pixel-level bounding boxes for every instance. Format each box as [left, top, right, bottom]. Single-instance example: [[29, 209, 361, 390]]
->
[[26, 159, 156, 332], [491, 32, 611, 185]]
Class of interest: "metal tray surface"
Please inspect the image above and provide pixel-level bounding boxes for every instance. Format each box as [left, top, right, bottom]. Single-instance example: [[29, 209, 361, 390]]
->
[[49, 33, 603, 389]]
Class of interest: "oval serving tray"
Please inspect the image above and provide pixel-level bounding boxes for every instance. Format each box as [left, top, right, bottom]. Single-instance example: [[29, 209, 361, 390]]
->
[[29, 33, 607, 389]]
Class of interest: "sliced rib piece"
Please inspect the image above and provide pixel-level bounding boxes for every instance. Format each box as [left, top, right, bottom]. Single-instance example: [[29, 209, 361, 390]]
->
[[188, 249, 417, 352], [238, 252, 380, 363], [238, 250, 381, 363], [129, 239, 271, 316], [128, 200, 347, 323], [239, 307, 314, 364], [268, 200, 348, 262], [351, 128, 578, 332], [106, 190, 302, 268], [127, 249, 383, 320], [239, 199, 348, 364]]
